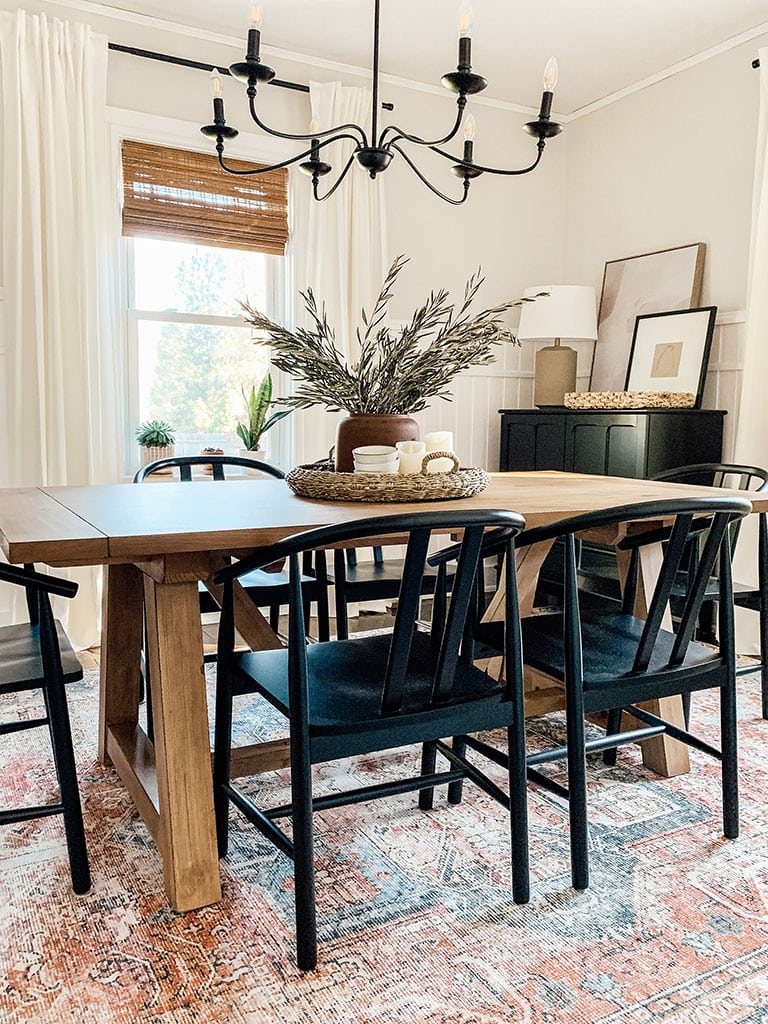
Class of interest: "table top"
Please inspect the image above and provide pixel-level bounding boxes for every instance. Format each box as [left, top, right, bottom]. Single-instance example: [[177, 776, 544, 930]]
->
[[1, 471, 764, 566]]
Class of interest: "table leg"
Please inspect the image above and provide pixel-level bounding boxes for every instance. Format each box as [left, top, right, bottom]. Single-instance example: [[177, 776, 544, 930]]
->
[[142, 576, 221, 911], [616, 545, 690, 778], [99, 563, 144, 764]]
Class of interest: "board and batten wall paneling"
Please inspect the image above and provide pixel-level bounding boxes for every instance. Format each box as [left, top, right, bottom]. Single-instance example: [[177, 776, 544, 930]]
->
[[0, 286, 12, 623], [412, 311, 745, 473]]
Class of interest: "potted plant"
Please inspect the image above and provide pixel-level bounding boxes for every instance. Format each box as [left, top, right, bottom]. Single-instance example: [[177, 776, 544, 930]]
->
[[236, 372, 292, 464], [136, 419, 176, 471], [240, 256, 536, 471]]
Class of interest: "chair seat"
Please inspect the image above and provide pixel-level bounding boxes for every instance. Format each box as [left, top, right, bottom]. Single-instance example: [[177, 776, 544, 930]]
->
[[198, 569, 320, 613], [233, 631, 511, 746], [337, 558, 443, 594], [521, 611, 719, 692], [0, 621, 83, 693]]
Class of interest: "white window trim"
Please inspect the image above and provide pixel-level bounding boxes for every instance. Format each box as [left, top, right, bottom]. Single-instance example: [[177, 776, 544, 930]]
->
[[109, 106, 296, 476]]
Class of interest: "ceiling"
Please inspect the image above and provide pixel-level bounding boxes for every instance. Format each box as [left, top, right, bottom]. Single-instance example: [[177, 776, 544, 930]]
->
[[95, 0, 767, 113]]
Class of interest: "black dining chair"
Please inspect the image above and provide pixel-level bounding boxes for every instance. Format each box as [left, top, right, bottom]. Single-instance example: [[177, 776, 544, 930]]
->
[[651, 464, 768, 718], [0, 562, 90, 893], [325, 542, 455, 639], [134, 455, 330, 642], [212, 508, 529, 970], [430, 496, 750, 892]]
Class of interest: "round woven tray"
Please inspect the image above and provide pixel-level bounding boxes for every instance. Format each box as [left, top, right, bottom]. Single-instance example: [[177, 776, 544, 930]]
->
[[286, 451, 490, 503]]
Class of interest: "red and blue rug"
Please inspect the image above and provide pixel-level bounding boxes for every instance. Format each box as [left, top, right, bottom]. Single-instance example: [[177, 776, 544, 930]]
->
[[2, 668, 768, 1022]]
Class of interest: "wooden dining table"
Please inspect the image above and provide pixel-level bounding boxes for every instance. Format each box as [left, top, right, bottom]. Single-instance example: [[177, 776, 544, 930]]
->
[[1, 470, 764, 912]]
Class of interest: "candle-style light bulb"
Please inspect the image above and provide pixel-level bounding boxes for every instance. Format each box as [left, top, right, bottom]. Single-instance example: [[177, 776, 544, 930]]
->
[[542, 56, 559, 93], [462, 113, 476, 162], [247, 4, 263, 60], [210, 68, 225, 123], [458, 1, 474, 38], [538, 57, 558, 120], [309, 115, 321, 159], [457, 1, 474, 70]]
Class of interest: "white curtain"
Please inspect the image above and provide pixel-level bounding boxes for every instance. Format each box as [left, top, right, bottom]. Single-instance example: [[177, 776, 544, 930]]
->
[[288, 81, 388, 465], [732, 46, 768, 653], [0, 12, 122, 648]]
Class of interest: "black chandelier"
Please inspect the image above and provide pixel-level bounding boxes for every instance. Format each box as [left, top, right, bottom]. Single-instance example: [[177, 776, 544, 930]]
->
[[200, 0, 563, 205]]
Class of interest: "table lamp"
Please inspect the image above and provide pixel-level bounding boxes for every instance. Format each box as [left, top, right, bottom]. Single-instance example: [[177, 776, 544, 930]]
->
[[517, 285, 598, 406]]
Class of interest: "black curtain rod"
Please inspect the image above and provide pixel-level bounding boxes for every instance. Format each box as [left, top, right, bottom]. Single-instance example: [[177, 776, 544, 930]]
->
[[108, 42, 395, 110]]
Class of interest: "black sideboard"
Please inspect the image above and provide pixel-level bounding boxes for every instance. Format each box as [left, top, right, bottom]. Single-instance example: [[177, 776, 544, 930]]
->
[[499, 408, 725, 478]]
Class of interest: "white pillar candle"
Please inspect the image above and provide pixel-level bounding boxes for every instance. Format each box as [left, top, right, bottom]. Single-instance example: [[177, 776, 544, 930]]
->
[[425, 430, 454, 453], [396, 440, 426, 475], [424, 431, 455, 473]]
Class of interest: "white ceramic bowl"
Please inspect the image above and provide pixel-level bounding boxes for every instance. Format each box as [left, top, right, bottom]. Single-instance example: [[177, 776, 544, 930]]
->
[[352, 445, 398, 466], [354, 457, 399, 474]]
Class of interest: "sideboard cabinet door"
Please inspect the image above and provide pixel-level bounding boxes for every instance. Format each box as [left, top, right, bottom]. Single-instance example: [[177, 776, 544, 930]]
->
[[498, 409, 725, 477]]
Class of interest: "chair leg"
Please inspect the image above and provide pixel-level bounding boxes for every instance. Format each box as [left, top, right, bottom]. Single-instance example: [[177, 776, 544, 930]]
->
[[212, 676, 234, 858], [758, 512, 768, 719], [269, 604, 280, 632], [565, 693, 589, 891], [43, 679, 91, 894], [418, 742, 437, 810], [447, 737, 467, 804], [602, 708, 623, 766], [291, 742, 318, 971], [333, 551, 349, 640], [506, 721, 530, 905], [721, 680, 739, 839]]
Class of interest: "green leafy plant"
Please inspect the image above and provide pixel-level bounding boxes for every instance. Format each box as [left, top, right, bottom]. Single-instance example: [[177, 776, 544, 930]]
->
[[236, 372, 293, 451], [135, 419, 176, 448], [239, 256, 543, 415]]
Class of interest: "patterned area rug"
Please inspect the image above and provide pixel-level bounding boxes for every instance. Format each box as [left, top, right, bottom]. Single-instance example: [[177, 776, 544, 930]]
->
[[2, 667, 768, 1023]]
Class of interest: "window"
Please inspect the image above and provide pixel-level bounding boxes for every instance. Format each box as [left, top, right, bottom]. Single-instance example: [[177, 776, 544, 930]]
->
[[122, 142, 289, 473]]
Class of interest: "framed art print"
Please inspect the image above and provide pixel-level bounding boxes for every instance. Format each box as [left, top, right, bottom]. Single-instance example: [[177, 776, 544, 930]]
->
[[589, 242, 706, 392], [625, 306, 717, 408]]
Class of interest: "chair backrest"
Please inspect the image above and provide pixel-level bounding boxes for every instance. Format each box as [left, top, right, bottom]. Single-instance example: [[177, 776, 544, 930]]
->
[[652, 462, 768, 559], [215, 509, 526, 714], [519, 497, 751, 675], [134, 455, 285, 483], [0, 563, 79, 691]]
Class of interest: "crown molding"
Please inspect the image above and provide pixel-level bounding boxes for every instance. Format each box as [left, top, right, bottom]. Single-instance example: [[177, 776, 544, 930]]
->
[[45, 0, 563, 119], [35, 0, 768, 122], [568, 22, 768, 121]]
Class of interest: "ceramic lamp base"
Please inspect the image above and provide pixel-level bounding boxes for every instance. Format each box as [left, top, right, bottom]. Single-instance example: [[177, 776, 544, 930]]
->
[[534, 343, 577, 407]]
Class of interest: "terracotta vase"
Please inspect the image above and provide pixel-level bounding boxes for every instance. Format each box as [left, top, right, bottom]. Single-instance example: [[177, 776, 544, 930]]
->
[[335, 414, 420, 473]]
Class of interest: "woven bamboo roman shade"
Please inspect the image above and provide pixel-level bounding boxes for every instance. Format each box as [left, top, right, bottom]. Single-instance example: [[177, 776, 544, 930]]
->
[[121, 141, 288, 255]]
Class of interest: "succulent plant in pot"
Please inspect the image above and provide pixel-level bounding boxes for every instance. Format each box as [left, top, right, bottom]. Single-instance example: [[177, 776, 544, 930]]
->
[[136, 419, 176, 470], [235, 372, 292, 463], [240, 255, 537, 471]]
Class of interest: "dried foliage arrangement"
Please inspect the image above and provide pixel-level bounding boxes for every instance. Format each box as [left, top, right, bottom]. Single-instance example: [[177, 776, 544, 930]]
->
[[239, 256, 539, 415]]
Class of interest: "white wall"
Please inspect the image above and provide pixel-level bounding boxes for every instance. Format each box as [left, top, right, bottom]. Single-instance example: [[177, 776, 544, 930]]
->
[[0, 0, 567, 471], [560, 33, 768, 465], [2, 2, 765, 472]]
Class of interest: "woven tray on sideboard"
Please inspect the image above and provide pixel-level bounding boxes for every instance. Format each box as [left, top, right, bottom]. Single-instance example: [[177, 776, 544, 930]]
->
[[286, 452, 490, 503]]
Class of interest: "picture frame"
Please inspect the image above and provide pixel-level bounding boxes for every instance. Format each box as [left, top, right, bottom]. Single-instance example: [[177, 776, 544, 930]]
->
[[625, 306, 717, 408], [589, 242, 706, 393]]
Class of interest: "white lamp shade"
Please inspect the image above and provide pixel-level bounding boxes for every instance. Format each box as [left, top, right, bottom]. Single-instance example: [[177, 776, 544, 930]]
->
[[517, 285, 598, 341]]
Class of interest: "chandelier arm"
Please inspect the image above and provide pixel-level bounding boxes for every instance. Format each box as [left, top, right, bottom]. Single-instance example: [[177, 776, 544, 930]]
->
[[215, 136, 360, 176], [389, 144, 470, 206], [312, 152, 358, 202], [248, 93, 368, 147], [430, 138, 546, 176], [378, 100, 465, 151]]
